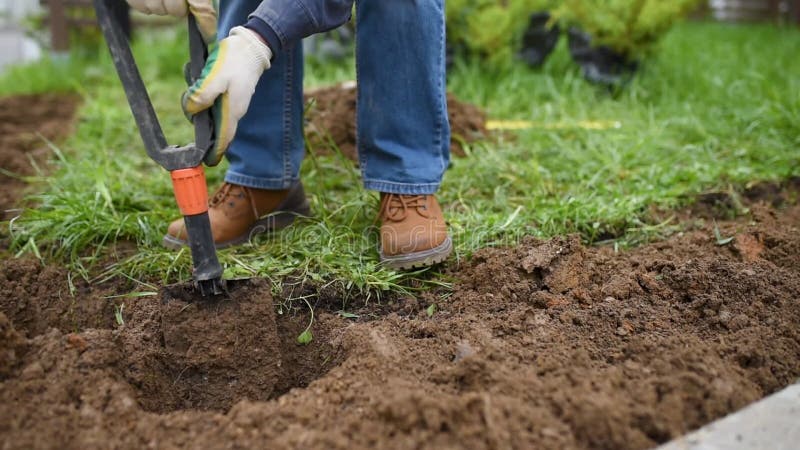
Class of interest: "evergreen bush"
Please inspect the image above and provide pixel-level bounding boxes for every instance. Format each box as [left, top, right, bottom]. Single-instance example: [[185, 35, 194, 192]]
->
[[553, 0, 702, 61], [446, 0, 560, 65]]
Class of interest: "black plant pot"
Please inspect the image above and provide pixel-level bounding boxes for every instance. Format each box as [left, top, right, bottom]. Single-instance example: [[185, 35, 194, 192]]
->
[[518, 11, 561, 68], [567, 28, 638, 86]]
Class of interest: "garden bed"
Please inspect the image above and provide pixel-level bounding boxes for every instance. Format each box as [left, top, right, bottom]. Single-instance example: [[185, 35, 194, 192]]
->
[[1, 28, 799, 447], [1, 178, 798, 449]]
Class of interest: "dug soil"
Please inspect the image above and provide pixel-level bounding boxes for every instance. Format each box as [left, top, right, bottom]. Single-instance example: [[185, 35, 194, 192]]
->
[[0, 94, 79, 221], [1, 181, 799, 450], [305, 82, 486, 162]]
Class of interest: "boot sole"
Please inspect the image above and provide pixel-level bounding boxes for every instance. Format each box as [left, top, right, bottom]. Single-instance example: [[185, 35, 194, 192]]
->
[[162, 204, 311, 251], [380, 236, 453, 270]]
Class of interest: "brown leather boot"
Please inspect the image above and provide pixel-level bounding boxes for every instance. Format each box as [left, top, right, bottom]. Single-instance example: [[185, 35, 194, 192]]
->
[[163, 181, 310, 250], [378, 193, 452, 269]]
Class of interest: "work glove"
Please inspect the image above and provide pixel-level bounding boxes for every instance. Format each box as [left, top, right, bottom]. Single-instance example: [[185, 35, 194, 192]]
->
[[182, 26, 272, 166], [126, 0, 217, 44]]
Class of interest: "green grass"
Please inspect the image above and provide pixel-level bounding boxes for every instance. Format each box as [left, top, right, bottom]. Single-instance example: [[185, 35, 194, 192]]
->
[[447, 22, 799, 240], [3, 22, 799, 300]]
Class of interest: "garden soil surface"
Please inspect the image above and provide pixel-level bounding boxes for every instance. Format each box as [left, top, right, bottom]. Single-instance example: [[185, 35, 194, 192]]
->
[[1, 180, 799, 450], [0, 94, 79, 221], [1, 92, 799, 449]]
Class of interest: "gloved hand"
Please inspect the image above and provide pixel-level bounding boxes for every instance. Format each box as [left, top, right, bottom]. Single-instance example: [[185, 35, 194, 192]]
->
[[126, 0, 217, 44], [126, 0, 186, 15], [182, 26, 272, 166]]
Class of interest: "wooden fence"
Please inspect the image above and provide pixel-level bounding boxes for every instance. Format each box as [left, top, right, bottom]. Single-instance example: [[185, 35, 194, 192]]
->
[[708, 0, 800, 22], [44, 0, 129, 52]]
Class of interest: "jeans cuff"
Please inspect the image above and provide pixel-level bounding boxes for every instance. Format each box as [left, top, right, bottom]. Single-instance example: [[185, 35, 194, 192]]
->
[[225, 170, 298, 190], [245, 17, 282, 55], [363, 179, 440, 195]]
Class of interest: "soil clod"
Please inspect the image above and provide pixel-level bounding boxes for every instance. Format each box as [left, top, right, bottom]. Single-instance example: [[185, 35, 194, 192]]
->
[[304, 83, 486, 162]]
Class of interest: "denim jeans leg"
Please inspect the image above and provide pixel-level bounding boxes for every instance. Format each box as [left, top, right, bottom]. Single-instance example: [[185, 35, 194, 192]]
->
[[355, 0, 450, 195], [218, 0, 305, 190]]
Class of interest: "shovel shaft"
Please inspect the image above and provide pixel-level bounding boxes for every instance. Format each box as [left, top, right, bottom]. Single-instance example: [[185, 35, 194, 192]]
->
[[93, 0, 167, 159], [170, 166, 225, 292]]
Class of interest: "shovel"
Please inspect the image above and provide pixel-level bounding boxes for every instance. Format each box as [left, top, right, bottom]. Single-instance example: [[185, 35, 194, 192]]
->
[[93, 0, 225, 296]]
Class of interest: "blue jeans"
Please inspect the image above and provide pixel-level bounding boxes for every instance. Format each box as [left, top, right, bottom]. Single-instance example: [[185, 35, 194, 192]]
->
[[219, 0, 450, 195]]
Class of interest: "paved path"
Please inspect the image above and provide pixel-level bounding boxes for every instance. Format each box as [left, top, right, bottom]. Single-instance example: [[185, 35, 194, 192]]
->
[[657, 383, 800, 450]]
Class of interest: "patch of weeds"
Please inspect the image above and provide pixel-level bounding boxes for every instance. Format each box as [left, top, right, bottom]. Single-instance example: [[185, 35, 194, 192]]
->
[[337, 311, 360, 319], [426, 303, 437, 317], [713, 221, 734, 246], [114, 303, 125, 327], [297, 296, 315, 345]]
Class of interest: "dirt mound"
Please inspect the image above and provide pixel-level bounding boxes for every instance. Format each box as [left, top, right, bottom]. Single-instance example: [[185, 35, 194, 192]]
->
[[0, 94, 79, 221], [305, 82, 486, 162], [1, 189, 799, 449], [0, 278, 346, 449], [0, 258, 116, 336]]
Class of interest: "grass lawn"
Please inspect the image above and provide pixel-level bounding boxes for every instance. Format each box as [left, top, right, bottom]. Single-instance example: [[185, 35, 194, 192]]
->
[[2, 21, 798, 299]]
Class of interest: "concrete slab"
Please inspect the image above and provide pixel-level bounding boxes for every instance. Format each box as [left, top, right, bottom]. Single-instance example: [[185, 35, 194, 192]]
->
[[0, 26, 42, 72], [0, 0, 43, 72], [657, 383, 800, 450]]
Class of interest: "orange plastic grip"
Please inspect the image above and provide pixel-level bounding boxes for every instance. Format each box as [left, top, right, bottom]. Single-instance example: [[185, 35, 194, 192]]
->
[[170, 166, 209, 216]]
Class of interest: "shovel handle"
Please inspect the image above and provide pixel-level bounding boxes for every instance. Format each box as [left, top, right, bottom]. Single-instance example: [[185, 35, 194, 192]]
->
[[187, 15, 215, 156], [95, 0, 225, 296], [93, 0, 168, 159]]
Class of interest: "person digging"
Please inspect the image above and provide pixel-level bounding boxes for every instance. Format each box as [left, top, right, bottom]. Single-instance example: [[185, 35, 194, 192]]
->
[[127, 0, 453, 270]]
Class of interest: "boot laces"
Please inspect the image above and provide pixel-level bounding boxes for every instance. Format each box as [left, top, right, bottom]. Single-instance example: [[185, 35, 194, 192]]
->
[[209, 183, 260, 219], [380, 194, 430, 222], [209, 183, 233, 206]]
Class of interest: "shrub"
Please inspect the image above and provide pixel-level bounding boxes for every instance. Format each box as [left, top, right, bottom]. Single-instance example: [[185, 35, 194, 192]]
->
[[446, 0, 560, 65], [553, 0, 702, 60]]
